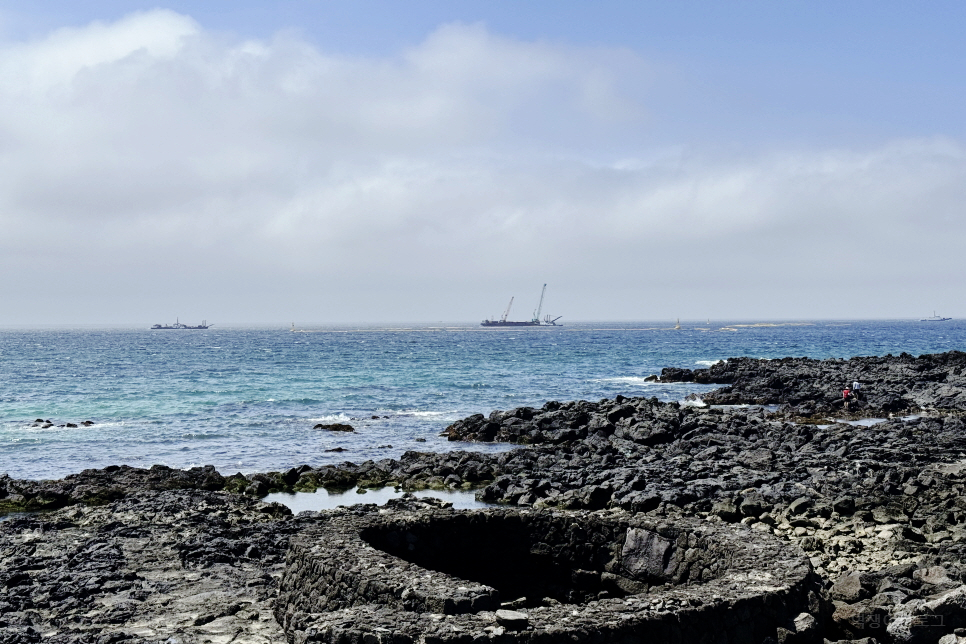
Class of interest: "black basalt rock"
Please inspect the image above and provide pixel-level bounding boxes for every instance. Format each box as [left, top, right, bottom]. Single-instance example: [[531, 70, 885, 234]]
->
[[7, 350, 966, 641], [313, 423, 355, 432]]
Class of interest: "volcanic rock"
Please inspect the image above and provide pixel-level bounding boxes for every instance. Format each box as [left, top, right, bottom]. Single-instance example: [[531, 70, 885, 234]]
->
[[6, 350, 966, 640], [313, 423, 355, 432]]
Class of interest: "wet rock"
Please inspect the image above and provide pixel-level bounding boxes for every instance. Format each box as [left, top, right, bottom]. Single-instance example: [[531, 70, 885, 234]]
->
[[313, 423, 355, 432]]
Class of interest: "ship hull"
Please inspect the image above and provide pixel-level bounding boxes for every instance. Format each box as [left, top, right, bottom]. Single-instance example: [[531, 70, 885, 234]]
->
[[480, 320, 559, 327], [151, 320, 211, 329], [151, 326, 210, 330]]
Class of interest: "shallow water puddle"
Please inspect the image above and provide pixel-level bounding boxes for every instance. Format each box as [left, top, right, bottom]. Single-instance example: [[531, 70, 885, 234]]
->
[[0, 512, 32, 523], [704, 403, 782, 412], [842, 418, 888, 427], [264, 486, 491, 513], [836, 414, 922, 427]]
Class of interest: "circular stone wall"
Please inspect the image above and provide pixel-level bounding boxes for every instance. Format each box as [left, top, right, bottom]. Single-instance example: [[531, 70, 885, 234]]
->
[[276, 507, 820, 644]]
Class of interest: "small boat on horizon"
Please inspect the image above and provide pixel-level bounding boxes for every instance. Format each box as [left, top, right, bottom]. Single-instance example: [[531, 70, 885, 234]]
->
[[920, 311, 952, 322]]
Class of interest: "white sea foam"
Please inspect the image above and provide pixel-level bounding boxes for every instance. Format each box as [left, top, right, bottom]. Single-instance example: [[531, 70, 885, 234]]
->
[[18, 421, 104, 433], [695, 360, 722, 367], [388, 410, 460, 419], [681, 399, 707, 407]]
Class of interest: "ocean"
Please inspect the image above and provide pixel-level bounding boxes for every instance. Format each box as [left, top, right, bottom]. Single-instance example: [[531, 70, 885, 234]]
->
[[1, 320, 963, 481]]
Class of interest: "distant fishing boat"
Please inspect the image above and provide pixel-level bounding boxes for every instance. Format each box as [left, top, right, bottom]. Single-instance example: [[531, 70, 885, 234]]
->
[[920, 311, 951, 322], [151, 318, 211, 329]]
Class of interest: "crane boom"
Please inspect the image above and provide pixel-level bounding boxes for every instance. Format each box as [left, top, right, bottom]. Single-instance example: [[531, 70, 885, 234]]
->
[[533, 284, 547, 321], [501, 297, 514, 323]]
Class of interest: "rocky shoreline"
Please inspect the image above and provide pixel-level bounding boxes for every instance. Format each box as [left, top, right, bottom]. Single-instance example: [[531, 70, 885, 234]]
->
[[5, 351, 966, 642]]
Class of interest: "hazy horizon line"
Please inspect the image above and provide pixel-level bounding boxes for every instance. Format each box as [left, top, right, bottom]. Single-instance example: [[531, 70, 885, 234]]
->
[[0, 317, 954, 330]]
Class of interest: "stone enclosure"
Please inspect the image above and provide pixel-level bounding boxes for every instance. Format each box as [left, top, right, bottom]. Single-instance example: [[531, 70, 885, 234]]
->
[[276, 505, 821, 644]]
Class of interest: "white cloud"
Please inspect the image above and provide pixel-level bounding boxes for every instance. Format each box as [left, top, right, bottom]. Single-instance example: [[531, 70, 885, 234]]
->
[[0, 12, 641, 245], [0, 10, 964, 322], [0, 10, 199, 93]]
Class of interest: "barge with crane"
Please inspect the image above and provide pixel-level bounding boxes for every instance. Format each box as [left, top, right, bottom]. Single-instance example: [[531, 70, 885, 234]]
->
[[481, 284, 562, 327]]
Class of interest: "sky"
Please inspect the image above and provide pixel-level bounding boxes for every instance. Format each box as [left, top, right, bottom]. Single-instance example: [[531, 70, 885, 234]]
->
[[0, 2, 965, 325]]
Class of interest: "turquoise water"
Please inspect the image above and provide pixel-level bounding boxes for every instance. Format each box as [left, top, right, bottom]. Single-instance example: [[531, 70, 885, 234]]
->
[[1, 320, 963, 480]]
